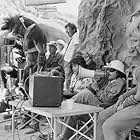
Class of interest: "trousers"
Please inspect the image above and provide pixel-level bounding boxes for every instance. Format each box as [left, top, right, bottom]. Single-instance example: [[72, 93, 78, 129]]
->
[[103, 103, 140, 140], [60, 88, 117, 140]]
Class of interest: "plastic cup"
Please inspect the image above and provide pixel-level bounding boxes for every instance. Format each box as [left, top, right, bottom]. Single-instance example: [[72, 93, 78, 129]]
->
[[66, 99, 74, 110]]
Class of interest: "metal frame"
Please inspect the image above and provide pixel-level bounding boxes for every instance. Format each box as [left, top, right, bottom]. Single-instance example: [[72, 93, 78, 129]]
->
[[10, 100, 103, 140]]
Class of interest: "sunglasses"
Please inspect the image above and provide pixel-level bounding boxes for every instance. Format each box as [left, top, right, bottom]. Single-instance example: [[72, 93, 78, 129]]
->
[[109, 68, 116, 72]]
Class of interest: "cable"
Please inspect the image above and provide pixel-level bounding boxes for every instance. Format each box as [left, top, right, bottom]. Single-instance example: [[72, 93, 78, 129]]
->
[[16, 128, 21, 140], [15, 101, 24, 140], [17, 73, 33, 101], [12, 99, 25, 120], [15, 100, 25, 111], [12, 99, 24, 131], [18, 100, 26, 112], [22, 70, 48, 100]]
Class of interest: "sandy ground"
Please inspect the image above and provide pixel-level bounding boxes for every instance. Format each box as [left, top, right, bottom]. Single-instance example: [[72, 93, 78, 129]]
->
[[0, 111, 51, 140], [0, 88, 51, 140]]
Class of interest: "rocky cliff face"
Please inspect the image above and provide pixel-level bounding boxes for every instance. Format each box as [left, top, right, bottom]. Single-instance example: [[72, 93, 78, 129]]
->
[[78, 0, 140, 68]]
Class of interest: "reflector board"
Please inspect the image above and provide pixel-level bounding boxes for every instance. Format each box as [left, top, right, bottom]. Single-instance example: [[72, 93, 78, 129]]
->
[[25, 0, 66, 6]]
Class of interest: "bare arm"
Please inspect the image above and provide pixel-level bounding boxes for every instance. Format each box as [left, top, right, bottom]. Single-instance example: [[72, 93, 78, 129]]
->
[[120, 87, 137, 99], [134, 66, 140, 101], [118, 67, 140, 109]]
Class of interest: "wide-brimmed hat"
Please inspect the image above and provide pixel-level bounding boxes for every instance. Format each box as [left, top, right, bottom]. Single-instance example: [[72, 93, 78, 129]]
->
[[56, 39, 65, 47], [47, 41, 57, 48], [104, 60, 125, 74]]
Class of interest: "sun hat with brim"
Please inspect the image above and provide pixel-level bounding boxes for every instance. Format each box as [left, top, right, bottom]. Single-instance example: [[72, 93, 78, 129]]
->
[[104, 60, 125, 74], [47, 41, 57, 48], [56, 39, 65, 47]]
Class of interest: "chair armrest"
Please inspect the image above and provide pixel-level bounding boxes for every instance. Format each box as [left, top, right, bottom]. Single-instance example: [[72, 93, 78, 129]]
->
[[99, 102, 114, 109]]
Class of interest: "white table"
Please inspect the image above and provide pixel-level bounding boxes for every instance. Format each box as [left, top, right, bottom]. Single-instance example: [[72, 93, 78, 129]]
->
[[9, 100, 103, 140]]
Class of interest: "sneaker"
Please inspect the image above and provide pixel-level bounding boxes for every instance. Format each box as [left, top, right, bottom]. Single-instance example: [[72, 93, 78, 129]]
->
[[24, 127, 38, 134], [18, 116, 30, 129], [29, 121, 39, 131], [24, 122, 39, 134]]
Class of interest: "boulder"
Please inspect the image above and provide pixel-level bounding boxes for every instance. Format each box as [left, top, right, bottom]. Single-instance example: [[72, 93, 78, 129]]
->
[[78, 0, 140, 68]]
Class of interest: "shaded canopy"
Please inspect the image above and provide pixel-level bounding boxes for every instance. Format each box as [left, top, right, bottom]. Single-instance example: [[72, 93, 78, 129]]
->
[[38, 23, 69, 43], [25, 0, 66, 6], [1, 15, 69, 44]]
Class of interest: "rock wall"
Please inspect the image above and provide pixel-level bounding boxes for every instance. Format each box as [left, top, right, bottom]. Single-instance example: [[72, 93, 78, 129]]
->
[[78, 0, 140, 68]]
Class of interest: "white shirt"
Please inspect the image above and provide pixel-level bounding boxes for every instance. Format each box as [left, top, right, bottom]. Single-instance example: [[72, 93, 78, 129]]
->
[[64, 32, 79, 62]]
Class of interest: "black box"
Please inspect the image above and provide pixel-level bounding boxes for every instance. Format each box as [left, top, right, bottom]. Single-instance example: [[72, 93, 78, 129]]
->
[[29, 73, 63, 107]]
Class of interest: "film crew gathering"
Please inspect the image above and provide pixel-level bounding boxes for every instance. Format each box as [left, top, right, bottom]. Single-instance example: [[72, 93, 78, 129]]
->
[[0, 13, 140, 140]]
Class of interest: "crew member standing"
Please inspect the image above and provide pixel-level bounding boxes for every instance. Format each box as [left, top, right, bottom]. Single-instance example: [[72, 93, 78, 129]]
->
[[64, 23, 79, 90]]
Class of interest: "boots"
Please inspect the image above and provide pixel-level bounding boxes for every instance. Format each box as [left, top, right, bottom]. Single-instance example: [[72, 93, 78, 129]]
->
[[24, 121, 40, 134], [18, 116, 30, 129]]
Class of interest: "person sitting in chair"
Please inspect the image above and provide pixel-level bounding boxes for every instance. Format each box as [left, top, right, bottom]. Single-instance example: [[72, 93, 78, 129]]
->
[[63, 56, 93, 99], [57, 59, 126, 140], [102, 10, 140, 140], [43, 41, 64, 78]]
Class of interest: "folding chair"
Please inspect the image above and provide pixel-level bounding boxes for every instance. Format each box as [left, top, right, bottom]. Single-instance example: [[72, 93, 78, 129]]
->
[[75, 83, 127, 140]]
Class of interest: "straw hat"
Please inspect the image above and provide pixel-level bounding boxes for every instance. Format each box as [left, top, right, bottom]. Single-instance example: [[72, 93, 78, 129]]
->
[[47, 41, 57, 48], [56, 39, 65, 47]]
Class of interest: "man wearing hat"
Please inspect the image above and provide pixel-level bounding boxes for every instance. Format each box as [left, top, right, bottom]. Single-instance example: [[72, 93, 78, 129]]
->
[[102, 10, 140, 140], [64, 23, 79, 90], [43, 41, 64, 78], [57, 59, 126, 140], [56, 39, 65, 55]]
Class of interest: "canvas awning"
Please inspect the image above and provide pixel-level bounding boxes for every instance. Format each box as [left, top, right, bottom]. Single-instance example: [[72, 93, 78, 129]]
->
[[25, 0, 66, 6], [38, 23, 69, 43]]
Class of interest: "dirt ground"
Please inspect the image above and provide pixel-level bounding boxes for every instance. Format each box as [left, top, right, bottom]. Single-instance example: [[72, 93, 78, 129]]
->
[[0, 88, 51, 140], [0, 112, 51, 140]]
